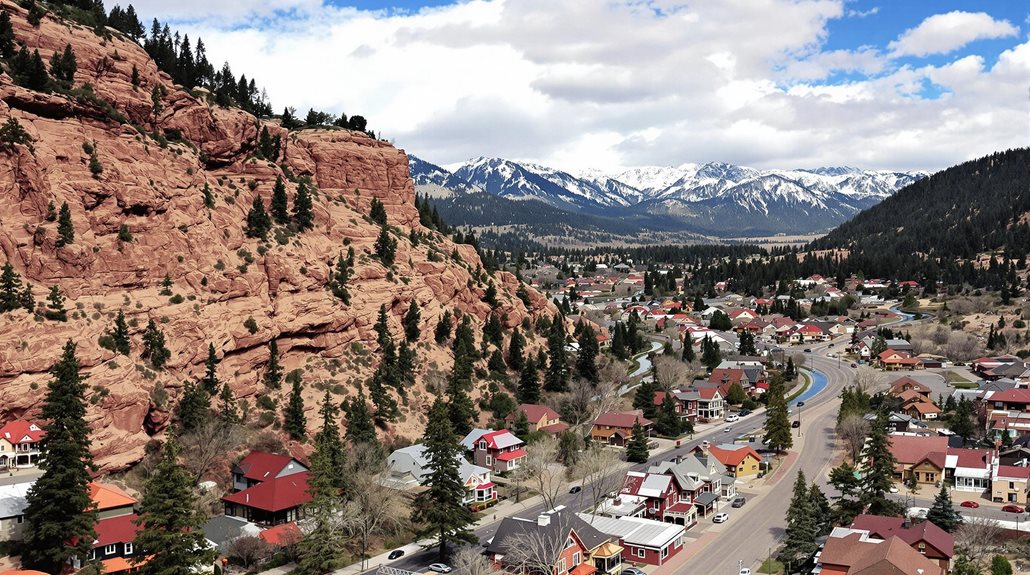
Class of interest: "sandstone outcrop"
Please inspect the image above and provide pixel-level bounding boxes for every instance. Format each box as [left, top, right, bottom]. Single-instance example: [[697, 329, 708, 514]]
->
[[0, 1, 554, 472]]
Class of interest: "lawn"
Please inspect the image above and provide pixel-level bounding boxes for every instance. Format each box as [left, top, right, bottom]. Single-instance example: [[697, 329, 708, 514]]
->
[[758, 558, 784, 574]]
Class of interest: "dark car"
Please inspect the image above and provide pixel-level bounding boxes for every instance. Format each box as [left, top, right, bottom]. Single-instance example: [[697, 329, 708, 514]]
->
[[388, 550, 405, 560], [804, 348, 812, 352], [739, 409, 751, 416], [851, 363, 858, 368], [828, 343, 834, 347], [732, 497, 747, 508], [796, 401, 805, 407], [569, 485, 582, 494], [792, 420, 801, 428]]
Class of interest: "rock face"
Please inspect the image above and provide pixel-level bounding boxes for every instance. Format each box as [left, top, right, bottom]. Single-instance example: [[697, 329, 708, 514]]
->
[[0, 2, 554, 472]]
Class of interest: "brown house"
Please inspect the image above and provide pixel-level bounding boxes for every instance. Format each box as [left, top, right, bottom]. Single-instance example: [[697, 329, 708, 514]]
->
[[504, 403, 570, 435], [889, 376, 932, 399], [850, 515, 954, 572], [591, 411, 653, 447], [817, 530, 944, 575]]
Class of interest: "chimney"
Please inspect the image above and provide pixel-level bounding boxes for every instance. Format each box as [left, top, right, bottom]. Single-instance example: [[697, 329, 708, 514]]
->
[[537, 514, 551, 527]]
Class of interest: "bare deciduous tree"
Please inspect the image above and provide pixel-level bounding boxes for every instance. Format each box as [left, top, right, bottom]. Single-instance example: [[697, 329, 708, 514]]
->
[[852, 366, 882, 395], [520, 436, 566, 512], [574, 446, 625, 517], [344, 444, 404, 570], [837, 414, 871, 463], [179, 419, 246, 485], [500, 512, 575, 574], [955, 517, 1003, 572], [226, 535, 271, 569], [652, 356, 692, 391], [452, 545, 493, 575], [791, 353, 807, 369]]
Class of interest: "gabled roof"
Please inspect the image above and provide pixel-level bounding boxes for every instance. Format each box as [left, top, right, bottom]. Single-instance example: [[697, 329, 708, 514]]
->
[[593, 411, 653, 429], [708, 444, 762, 467], [89, 482, 137, 511], [260, 522, 302, 545], [487, 510, 610, 557], [888, 435, 949, 465], [985, 389, 1030, 404], [235, 451, 306, 482], [889, 376, 931, 393], [479, 429, 524, 450], [820, 531, 944, 575], [222, 472, 312, 513], [460, 428, 495, 450], [94, 513, 141, 547], [850, 514, 955, 558], [0, 420, 44, 445]]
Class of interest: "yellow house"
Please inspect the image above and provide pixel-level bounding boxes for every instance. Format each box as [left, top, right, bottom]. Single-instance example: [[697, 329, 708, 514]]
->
[[707, 444, 763, 478], [993, 465, 1030, 505]]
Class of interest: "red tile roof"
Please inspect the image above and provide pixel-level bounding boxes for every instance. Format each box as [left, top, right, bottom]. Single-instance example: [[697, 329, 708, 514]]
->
[[260, 522, 302, 546], [236, 451, 300, 482], [888, 436, 949, 465], [987, 389, 1030, 404], [0, 420, 44, 445], [506, 403, 561, 424], [495, 448, 528, 462], [708, 445, 762, 467], [223, 472, 312, 512], [94, 514, 141, 548], [593, 411, 652, 429], [851, 514, 954, 558]]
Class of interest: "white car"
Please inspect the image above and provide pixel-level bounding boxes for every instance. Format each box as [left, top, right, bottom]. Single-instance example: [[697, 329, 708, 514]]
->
[[713, 512, 729, 523], [740, 569, 752, 575], [889, 485, 899, 493], [724, 426, 733, 433], [429, 565, 452, 573], [725, 414, 739, 423]]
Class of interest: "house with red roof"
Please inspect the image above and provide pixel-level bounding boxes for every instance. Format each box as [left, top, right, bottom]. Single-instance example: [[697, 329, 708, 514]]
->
[[816, 530, 944, 575], [889, 376, 932, 399], [849, 515, 954, 572], [222, 471, 311, 526], [688, 386, 725, 421], [992, 464, 1030, 505], [888, 435, 949, 484], [463, 429, 527, 473], [706, 444, 762, 478], [259, 522, 302, 547], [231, 451, 308, 492], [708, 368, 766, 395], [877, 349, 922, 371], [0, 420, 45, 469], [789, 323, 827, 344], [983, 388, 1030, 413], [591, 411, 653, 447], [72, 483, 143, 574], [619, 471, 681, 523], [652, 390, 699, 423], [504, 404, 569, 435]]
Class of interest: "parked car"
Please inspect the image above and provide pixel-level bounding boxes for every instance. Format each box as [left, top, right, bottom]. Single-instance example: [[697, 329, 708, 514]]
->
[[828, 343, 834, 348], [791, 420, 801, 428], [430, 565, 452, 573], [713, 512, 729, 523], [739, 409, 751, 416], [804, 348, 812, 352], [960, 500, 980, 508], [732, 497, 747, 508], [889, 485, 899, 493], [850, 363, 858, 368], [740, 569, 752, 575], [1003, 504, 1025, 513], [622, 568, 646, 575], [388, 550, 405, 560], [569, 485, 582, 494], [725, 414, 740, 423]]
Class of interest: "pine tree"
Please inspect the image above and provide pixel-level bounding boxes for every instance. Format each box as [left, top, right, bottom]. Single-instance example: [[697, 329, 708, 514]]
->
[[21, 341, 97, 573], [809, 482, 832, 537], [270, 175, 289, 224], [104, 309, 130, 355], [202, 183, 214, 209], [133, 439, 215, 575], [369, 197, 388, 226], [511, 410, 530, 438], [313, 391, 347, 492], [611, 322, 627, 360], [374, 226, 397, 266], [264, 339, 283, 389], [403, 299, 421, 342], [283, 372, 307, 440], [343, 385, 378, 447], [682, 331, 695, 362], [545, 317, 569, 392], [0, 10, 13, 59], [45, 285, 67, 321], [435, 310, 453, 343], [507, 328, 525, 372], [785, 356, 797, 379], [517, 357, 541, 404], [0, 261, 23, 312], [411, 398, 476, 560], [925, 484, 963, 532], [738, 330, 757, 356], [633, 376, 659, 420], [398, 340, 417, 386], [217, 382, 240, 425], [327, 251, 353, 304], [779, 471, 818, 563], [860, 411, 899, 515], [576, 323, 600, 383], [369, 368, 399, 424], [655, 392, 682, 437], [56, 201, 74, 247], [201, 342, 219, 394], [292, 181, 314, 231], [142, 318, 171, 369], [177, 381, 210, 433], [726, 382, 747, 405], [700, 335, 721, 369], [446, 354, 477, 437], [625, 419, 650, 463], [245, 195, 271, 239], [297, 435, 347, 574], [763, 374, 793, 453], [20, 282, 35, 313]]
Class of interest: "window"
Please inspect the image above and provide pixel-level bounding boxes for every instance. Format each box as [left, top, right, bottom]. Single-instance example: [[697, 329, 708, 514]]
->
[[557, 559, 566, 573], [573, 552, 581, 566], [125, 543, 133, 555], [104, 544, 117, 555], [479, 441, 487, 450], [485, 456, 492, 465], [15, 516, 22, 524], [635, 548, 645, 559], [661, 546, 668, 559]]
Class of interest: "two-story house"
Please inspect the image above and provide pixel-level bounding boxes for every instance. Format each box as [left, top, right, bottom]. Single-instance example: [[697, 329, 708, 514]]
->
[[992, 464, 1030, 505], [619, 471, 680, 523], [707, 444, 763, 479], [652, 391, 699, 423], [461, 429, 527, 474], [504, 404, 569, 435], [487, 509, 616, 575], [649, 453, 732, 520], [386, 444, 496, 510], [76, 483, 143, 574], [0, 420, 44, 469], [690, 386, 725, 421], [0, 478, 34, 541], [231, 451, 308, 492], [223, 451, 312, 526], [575, 513, 685, 567], [590, 411, 653, 447], [849, 515, 954, 573]]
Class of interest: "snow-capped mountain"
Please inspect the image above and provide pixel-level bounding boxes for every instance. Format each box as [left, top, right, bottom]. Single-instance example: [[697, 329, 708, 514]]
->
[[408, 155, 482, 198], [408, 155, 927, 236]]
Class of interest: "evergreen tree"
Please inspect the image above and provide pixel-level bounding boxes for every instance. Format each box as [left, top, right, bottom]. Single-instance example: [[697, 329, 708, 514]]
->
[[270, 175, 289, 224], [374, 226, 397, 266], [411, 399, 476, 560], [625, 419, 650, 463], [21, 341, 97, 573], [511, 410, 530, 438], [682, 331, 695, 362], [245, 195, 271, 239], [313, 391, 347, 492], [45, 285, 67, 321], [0, 10, 13, 59], [343, 385, 378, 447], [483, 313, 503, 346], [860, 411, 899, 515], [544, 317, 569, 392], [177, 381, 210, 433], [633, 375, 659, 420], [726, 382, 747, 405], [327, 253, 352, 305], [925, 484, 963, 532], [446, 355, 477, 437], [369, 368, 399, 424], [655, 392, 682, 437], [202, 183, 214, 209], [507, 328, 525, 372], [264, 339, 283, 389], [991, 555, 1013, 575], [398, 340, 417, 386], [763, 374, 793, 453], [283, 372, 307, 440], [0, 261, 23, 312], [56, 201, 74, 247], [517, 357, 541, 404], [738, 330, 757, 356], [404, 299, 421, 342], [576, 323, 600, 383], [369, 197, 388, 226], [779, 471, 818, 563], [292, 182, 314, 231], [483, 282, 498, 308], [133, 439, 214, 575], [297, 434, 347, 574], [141, 318, 170, 369], [49, 44, 76, 84], [435, 310, 453, 343], [217, 382, 240, 425], [809, 482, 832, 537], [201, 342, 219, 394], [785, 356, 797, 379], [20, 282, 34, 314], [700, 335, 721, 369], [611, 322, 627, 360]]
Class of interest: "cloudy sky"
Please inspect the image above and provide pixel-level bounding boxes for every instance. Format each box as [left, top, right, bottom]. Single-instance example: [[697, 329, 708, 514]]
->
[[127, 0, 1026, 173]]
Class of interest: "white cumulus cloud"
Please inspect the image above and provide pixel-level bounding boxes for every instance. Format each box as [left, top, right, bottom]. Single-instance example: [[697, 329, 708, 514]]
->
[[888, 11, 1018, 58]]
